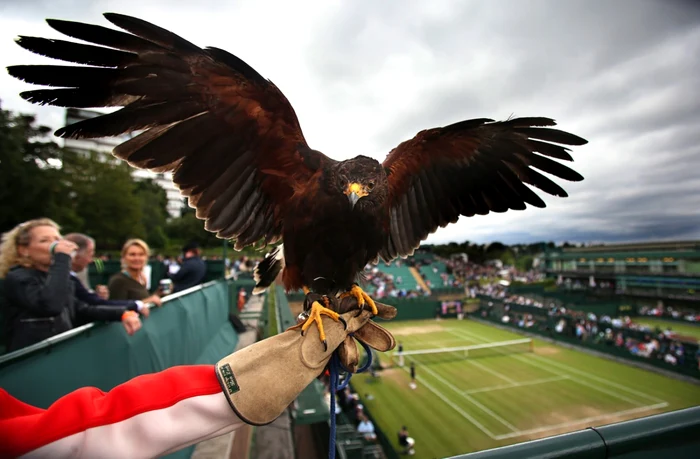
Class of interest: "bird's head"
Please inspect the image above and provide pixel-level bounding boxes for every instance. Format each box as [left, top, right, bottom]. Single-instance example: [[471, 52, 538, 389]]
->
[[334, 156, 388, 210]]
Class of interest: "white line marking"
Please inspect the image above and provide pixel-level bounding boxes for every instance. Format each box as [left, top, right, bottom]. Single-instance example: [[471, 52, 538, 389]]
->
[[454, 326, 667, 405], [493, 402, 669, 440], [409, 324, 670, 441], [448, 329, 648, 407], [421, 338, 473, 347], [406, 356, 519, 432], [526, 354, 667, 404], [446, 329, 480, 343], [467, 359, 517, 384], [401, 338, 531, 356], [464, 376, 570, 394], [400, 369, 499, 439]]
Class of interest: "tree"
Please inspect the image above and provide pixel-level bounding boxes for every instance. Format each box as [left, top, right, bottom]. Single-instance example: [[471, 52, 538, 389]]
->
[[165, 205, 220, 249], [0, 101, 79, 233], [60, 149, 145, 249], [133, 178, 169, 249]]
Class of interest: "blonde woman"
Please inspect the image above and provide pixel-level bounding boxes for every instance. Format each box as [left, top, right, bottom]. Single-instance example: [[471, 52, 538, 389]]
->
[[0, 219, 142, 352], [108, 239, 162, 306]]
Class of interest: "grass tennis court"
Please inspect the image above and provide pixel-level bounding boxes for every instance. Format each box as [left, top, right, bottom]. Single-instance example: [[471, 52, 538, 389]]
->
[[350, 318, 700, 458]]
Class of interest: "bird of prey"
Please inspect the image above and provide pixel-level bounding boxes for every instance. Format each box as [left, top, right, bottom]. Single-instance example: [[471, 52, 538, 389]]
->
[[8, 13, 588, 348]]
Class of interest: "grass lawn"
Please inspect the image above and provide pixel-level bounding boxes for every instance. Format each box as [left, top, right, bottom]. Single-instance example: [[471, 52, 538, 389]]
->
[[631, 317, 700, 341], [350, 318, 700, 459]]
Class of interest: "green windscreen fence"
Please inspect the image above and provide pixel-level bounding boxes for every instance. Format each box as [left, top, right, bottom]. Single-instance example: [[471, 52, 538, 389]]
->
[[0, 279, 239, 459]]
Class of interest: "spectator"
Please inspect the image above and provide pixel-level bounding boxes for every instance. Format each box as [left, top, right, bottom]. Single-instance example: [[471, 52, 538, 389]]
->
[[108, 239, 162, 305], [398, 426, 416, 455], [237, 287, 247, 312], [357, 415, 377, 441], [0, 219, 142, 352], [169, 241, 207, 293], [63, 233, 150, 318]]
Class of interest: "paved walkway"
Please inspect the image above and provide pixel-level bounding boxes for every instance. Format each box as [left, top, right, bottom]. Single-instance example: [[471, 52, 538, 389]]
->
[[191, 295, 264, 459]]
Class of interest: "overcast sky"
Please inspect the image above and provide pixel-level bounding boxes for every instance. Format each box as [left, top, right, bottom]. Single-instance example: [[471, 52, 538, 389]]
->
[[1, 0, 699, 246]]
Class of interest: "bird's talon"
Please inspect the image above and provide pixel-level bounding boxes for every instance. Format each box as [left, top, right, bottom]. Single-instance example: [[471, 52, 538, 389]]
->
[[298, 300, 341, 349], [339, 317, 347, 330]]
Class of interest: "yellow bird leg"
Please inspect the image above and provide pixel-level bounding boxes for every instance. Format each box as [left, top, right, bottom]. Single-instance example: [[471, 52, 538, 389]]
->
[[300, 300, 342, 351], [340, 284, 378, 315]]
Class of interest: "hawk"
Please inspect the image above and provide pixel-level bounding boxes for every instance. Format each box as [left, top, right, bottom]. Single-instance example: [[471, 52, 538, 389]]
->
[[8, 13, 587, 347]]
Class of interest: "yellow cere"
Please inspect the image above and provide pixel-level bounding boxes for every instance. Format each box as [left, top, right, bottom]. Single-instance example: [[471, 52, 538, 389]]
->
[[346, 182, 368, 197]]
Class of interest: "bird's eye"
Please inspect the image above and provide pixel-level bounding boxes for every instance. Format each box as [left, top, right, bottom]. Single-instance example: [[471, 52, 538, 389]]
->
[[368, 181, 375, 190]]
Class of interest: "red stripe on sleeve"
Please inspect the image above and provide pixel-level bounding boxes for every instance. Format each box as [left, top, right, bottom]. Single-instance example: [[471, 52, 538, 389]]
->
[[0, 365, 221, 458]]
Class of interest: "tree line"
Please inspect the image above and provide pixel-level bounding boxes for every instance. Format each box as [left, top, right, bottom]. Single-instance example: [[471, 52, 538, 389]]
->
[[0, 102, 223, 255]]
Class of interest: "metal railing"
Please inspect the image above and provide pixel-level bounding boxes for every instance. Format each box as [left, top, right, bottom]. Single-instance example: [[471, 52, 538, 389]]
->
[[0, 278, 224, 367], [448, 405, 700, 459]]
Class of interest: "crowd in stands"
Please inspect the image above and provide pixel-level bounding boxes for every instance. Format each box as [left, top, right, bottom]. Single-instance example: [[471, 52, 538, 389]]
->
[[638, 304, 700, 323], [0, 218, 209, 353], [361, 254, 538, 300], [324, 382, 416, 456], [363, 261, 429, 299], [548, 310, 698, 369], [478, 286, 700, 372]]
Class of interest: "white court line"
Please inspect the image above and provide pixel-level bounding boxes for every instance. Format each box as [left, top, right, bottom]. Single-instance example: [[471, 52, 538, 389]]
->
[[492, 402, 669, 440], [448, 329, 648, 407], [400, 369, 499, 439], [407, 356, 519, 432], [464, 376, 570, 395], [525, 354, 667, 404], [421, 338, 472, 347], [467, 359, 517, 384], [452, 326, 667, 405]]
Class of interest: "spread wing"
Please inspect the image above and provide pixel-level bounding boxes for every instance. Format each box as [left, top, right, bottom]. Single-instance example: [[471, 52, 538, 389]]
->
[[379, 117, 588, 262], [7, 13, 333, 249]]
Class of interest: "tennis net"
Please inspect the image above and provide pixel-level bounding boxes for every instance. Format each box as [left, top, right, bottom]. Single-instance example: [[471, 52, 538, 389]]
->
[[391, 338, 533, 367]]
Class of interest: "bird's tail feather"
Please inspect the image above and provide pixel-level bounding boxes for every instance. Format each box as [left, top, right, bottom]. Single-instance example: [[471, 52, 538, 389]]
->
[[253, 244, 284, 295]]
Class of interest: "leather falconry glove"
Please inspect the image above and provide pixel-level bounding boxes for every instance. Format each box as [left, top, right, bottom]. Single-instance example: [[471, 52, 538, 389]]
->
[[334, 297, 397, 373], [215, 305, 387, 426]]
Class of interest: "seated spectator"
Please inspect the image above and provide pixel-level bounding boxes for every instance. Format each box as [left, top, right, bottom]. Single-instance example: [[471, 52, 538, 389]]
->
[[63, 233, 150, 318], [0, 219, 143, 352], [398, 426, 416, 455], [169, 241, 207, 293], [108, 239, 162, 305], [357, 415, 377, 441]]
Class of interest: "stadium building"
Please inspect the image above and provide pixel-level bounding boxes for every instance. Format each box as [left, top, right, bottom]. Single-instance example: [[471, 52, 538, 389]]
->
[[543, 240, 700, 303]]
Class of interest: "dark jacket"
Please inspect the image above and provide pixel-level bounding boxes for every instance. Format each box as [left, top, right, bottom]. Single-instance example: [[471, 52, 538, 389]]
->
[[3, 254, 127, 352], [70, 274, 140, 311], [170, 256, 206, 293], [108, 272, 151, 301]]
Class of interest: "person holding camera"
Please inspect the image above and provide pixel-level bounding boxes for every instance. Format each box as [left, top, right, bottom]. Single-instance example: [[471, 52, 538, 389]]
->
[[0, 218, 143, 352]]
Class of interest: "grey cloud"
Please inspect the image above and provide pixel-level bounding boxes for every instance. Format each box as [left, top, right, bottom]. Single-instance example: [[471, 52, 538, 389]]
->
[[1, 0, 699, 246]]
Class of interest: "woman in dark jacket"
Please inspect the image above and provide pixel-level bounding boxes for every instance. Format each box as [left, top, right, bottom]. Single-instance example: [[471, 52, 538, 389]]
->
[[0, 218, 142, 352]]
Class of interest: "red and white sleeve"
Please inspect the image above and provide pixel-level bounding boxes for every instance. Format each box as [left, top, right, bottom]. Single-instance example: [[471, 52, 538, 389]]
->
[[0, 365, 245, 459]]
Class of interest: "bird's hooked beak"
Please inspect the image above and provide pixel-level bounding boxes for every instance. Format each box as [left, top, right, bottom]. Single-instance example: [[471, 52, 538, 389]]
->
[[345, 182, 368, 209]]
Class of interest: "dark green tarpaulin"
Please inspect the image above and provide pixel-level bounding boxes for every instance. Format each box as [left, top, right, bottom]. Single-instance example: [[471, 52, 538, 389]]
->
[[0, 279, 239, 459]]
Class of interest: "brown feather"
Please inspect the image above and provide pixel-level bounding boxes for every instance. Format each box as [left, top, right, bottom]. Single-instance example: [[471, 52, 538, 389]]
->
[[11, 12, 335, 252], [380, 117, 587, 261]]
